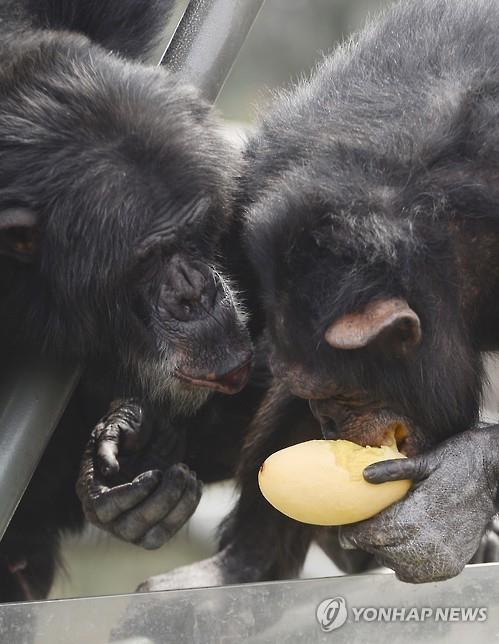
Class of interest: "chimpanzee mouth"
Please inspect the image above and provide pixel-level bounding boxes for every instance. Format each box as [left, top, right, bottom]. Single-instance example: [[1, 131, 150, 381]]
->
[[379, 421, 410, 455], [344, 420, 412, 455], [344, 419, 416, 456], [309, 401, 419, 456], [174, 358, 252, 395]]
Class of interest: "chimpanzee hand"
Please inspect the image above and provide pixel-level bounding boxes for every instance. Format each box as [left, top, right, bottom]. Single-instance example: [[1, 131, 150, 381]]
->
[[470, 515, 499, 564], [76, 399, 202, 549], [339, 426, 499, 583]]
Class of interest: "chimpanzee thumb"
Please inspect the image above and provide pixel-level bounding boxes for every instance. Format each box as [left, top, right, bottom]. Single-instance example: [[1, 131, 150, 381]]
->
[[363, 454, 434, 484]]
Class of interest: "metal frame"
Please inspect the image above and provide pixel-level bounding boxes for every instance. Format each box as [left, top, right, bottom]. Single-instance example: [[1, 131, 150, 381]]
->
[[0, 0, 264, 542], [161, 0, 264, 103], [0, 362, 81, 541], [1, 563, 498, 642]]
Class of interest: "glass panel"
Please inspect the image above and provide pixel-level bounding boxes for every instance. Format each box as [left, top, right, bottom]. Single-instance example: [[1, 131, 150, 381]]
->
[[1, 563, 497, 643]]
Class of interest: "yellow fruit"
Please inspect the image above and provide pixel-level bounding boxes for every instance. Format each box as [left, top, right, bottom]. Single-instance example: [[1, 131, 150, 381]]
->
[[258, 439, 411, 526]]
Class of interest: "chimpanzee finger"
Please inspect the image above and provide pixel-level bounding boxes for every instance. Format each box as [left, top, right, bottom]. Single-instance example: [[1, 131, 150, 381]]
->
[[111, 464, 192, 543], [96, 423, 122, 477], [471, 525, 499, 564], [372, 544, 465, 584], [139, 476, 203, 550], [484, 530, 499, 563], [339, 520, 405, 551], [363, 455, 433, 484], [490, 515, 499, 534], [470, 533, 487, 564], [338, 495, 413, 551], [92, 469, 162, 524]]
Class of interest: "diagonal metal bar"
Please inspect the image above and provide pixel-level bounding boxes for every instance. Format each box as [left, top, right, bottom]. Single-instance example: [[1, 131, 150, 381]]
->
[[161, 0, 264, 103], [0, 361, 81, 541]]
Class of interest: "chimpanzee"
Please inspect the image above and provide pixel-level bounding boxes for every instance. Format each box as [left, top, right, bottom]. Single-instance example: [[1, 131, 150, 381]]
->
[[140, 0, 499, 591], [0, 0, 256, 601]]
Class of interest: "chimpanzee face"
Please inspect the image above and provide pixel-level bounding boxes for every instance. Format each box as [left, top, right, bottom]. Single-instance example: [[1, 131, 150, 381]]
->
[[0, 45, 252, 404], [246, 182, 482, 454], [0, 200, 252, 407], [128, 212, 252, 403]]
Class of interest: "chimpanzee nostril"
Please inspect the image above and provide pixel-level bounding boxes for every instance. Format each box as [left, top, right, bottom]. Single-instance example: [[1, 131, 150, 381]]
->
[[309, 401, 339, 439], [320, 418, 339, 440]]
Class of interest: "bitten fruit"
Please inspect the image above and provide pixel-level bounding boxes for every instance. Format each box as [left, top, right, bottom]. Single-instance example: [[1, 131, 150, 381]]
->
[[258, 439, 411, 525]]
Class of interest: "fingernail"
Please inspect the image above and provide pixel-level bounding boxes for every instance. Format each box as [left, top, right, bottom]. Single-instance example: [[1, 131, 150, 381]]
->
[[364, 461, 394, 479], [165, 465, 184, 481], [101, 463, 118, 477]]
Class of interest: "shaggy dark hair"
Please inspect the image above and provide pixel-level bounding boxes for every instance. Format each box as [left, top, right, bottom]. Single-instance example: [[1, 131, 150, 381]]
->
[[0, 0, 255, 603], [241, 0, 499, 442], [158, 0, 499, 594]]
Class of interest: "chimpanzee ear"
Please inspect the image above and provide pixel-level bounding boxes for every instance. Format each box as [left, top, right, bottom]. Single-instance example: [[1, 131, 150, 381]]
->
[[324, 298, 421, 356], [0, 208, 38, 263]]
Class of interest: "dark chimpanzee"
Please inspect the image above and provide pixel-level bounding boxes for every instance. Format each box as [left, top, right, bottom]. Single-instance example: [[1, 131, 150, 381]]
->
[[0, 0, 256, 601], [140, 0, 499, 591]]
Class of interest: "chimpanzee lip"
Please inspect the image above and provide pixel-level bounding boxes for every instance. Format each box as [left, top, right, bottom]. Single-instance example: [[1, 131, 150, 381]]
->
[[310, 404, 417, 457], [343, 420, 417, 457], [174, 358, 252, 395]]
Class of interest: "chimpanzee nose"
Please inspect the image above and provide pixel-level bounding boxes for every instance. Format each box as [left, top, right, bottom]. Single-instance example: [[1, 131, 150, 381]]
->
[[320, 418, 339, 440], [162, 255, 217, 321], [170, 255, 207, 299], [309, 400, 340, 439]]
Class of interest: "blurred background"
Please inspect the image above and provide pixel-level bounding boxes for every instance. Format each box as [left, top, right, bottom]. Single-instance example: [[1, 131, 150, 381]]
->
[[217, 0, 389, 121], [166, 0, 390, 122], [49, 0, 499, 600]]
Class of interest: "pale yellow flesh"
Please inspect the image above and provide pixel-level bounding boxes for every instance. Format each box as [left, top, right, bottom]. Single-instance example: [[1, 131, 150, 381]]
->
[[258, 439, 411, 526]]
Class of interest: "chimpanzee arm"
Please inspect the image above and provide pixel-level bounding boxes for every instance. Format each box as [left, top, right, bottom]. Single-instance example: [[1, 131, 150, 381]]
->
[[76, 399, 202, 549], [339, 425, 499, 583], [138, 382, 317, 591]]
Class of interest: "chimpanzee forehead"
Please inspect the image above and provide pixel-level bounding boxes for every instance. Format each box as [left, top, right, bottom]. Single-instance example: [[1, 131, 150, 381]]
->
[[247, 177, 418, 294], [137, 197, 220, 258]]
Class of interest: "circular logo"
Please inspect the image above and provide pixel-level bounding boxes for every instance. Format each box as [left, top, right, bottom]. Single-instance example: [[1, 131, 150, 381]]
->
[[316, 596, 348, 632]]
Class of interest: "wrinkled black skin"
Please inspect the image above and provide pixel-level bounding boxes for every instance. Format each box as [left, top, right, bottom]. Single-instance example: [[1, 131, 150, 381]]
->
[[76, 340, 268, 551], [141, 0, 499, 591], [0, 0, 255, 602]]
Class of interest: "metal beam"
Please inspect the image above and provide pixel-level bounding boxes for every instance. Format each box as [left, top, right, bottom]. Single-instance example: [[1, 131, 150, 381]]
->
[[161, 0, 265, 103], [0, 361, 80, 541]]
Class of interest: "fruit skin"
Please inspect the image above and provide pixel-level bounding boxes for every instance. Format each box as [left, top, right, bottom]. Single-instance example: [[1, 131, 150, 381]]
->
[[258, 439, 411, 526]]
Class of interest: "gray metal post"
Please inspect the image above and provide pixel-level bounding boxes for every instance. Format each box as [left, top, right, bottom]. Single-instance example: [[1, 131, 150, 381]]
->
[[161, 0, 265, 103], [0, 362, 81, 540], [0, 0, 264, 541]]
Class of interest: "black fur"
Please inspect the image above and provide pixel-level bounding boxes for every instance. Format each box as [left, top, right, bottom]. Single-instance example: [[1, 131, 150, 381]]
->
[[25, 0, 174, 61], [233, 0, 499, 582], [139, 0, 499, 591], [0, 0, 255, 601]]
